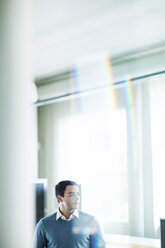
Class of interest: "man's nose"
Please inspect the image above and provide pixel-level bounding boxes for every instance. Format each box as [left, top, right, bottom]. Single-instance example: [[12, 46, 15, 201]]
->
[[76, 194, 80, 200]]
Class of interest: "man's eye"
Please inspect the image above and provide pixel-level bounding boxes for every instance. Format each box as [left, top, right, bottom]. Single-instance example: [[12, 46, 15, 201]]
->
[[69, 193, 74, 196], [68, 192, 80, 197]]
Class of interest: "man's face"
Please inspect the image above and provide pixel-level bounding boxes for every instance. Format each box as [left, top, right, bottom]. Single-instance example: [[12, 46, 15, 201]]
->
[[60, 185, 80, 212]]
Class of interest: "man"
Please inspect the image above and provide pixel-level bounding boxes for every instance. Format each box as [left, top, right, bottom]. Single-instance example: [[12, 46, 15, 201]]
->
[[34, 180, 106, 248]]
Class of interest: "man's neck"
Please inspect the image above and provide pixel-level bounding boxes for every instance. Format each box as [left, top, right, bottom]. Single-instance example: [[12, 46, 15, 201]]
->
[[59, 207, 74, 220]]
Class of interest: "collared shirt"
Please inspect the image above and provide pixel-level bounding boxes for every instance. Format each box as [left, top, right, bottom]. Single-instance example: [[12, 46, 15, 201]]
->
[[56, 208, 79, 221]]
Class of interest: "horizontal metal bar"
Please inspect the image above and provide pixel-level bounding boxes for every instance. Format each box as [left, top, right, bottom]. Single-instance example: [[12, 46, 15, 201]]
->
[[34, 70, 165, 107]]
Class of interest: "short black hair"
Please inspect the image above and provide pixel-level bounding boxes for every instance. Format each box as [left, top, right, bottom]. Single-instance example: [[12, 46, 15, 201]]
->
[[55, 180, 78, 200]]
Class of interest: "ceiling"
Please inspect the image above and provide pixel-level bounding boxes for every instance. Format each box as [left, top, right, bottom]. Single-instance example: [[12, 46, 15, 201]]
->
[[33, 0, 165, 78]]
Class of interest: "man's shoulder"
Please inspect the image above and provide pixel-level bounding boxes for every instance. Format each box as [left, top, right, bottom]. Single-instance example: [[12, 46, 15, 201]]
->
[[78, 210, 95, 221], [38, 212, 57, 225]]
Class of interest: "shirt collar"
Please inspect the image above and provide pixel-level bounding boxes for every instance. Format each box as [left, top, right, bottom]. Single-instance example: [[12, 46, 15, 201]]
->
[[56, 208, 79, 221]]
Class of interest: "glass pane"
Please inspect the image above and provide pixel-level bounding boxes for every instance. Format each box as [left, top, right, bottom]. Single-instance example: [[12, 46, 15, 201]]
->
[[56, 109, 128, 223]]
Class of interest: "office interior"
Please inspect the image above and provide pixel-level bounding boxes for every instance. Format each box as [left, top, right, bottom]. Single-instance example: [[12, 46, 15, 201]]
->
[[0, 0, 165, 247]]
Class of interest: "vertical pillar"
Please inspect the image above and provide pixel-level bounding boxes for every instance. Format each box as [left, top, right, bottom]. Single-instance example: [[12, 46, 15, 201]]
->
[[0, 0, 36, 247]]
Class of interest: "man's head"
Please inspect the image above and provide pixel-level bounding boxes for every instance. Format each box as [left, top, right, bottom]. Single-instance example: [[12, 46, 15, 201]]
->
[[55, 180, 80, 212]]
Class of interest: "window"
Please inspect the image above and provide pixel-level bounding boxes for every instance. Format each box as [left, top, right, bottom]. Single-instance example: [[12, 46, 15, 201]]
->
[[38, 61, 165, 238]]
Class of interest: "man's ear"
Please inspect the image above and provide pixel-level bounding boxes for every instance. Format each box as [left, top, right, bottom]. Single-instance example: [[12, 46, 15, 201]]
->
[[57, 195, 63, 203]]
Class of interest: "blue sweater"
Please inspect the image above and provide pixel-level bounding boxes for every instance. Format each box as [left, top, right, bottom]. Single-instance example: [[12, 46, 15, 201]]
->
[[34, 210, 106, 248]]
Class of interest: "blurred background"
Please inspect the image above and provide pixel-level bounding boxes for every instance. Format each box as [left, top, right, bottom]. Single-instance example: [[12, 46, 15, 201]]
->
[[0, 0, 165, 247]]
